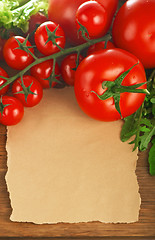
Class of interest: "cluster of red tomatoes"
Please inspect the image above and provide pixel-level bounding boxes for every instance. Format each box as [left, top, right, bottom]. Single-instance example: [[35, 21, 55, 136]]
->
[[0, 0, 154, 125]]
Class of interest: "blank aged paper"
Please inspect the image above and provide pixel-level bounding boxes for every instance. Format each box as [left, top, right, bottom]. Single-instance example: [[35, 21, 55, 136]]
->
[[6, 87, 140, 224]]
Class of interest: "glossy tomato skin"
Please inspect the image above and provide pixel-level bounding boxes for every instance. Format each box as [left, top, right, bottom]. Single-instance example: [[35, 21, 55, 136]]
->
[[97, 0, 118, 31], [0, 96, 24, 126], [76, 1, 107, 39], [48, 0, 118, 45], [74, 49, 146, 121], [61, 53, 83, 86], [112, 0, 155, 69], [48, 0, 86, 45], [30, 59, 60, 88], [87, 40, 115, 55], [12, 75, 43, 107], [0, 67, 9, 95], [3, 36, 34, 70], [35, 21, 65, 56]]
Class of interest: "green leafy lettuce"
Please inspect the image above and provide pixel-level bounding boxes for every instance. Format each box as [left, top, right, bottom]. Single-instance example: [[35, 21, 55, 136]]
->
[[0, 0, 48, 32]]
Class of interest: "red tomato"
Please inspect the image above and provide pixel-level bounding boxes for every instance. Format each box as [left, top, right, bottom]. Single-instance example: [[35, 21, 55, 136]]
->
[[0, 96, 24, 126], [12, 75, 43, 107], [76, 1, 107, 39], [30, 59, 60, 88], [48, 0, 118, 45], [27, 12, 48, 44], [3, 36, 34, 70], [96, 0, 118, 32], [112, 0, 155, 69], [74, 48, 147, 121], [61, 53, 83, 86], [87, 40, 115, 55], [0, 67, 9, 95], [35, 21, 65, 56]]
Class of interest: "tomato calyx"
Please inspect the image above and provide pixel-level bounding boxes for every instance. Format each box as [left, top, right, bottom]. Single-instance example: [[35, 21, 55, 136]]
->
[[77, 20, 90, 41], [72, 51, 81, 71], [45, 25, 63, 50], [15, 35, 37, 60], [0, 96, 10, 117], [44, 59, 61, 87], [92, 62, 149, 117], [0, 75, 9, 82], [14, 76, 37, 103], [45, 72, 61, 87]]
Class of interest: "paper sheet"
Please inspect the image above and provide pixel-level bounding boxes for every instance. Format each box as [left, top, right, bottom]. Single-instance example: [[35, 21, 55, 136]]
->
[[6, 87, 141, 224]]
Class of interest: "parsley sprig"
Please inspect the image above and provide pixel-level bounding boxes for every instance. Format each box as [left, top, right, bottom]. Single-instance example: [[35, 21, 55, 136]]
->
[[121, 69, 155, 175]]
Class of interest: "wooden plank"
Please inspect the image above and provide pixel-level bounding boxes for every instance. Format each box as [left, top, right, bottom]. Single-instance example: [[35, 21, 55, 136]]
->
[[0, 124, 155, 238], [0, 238, 155, 240]]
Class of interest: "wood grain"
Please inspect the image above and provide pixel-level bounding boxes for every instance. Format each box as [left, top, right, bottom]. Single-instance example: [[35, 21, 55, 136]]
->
[[0, 124, 155, 238]]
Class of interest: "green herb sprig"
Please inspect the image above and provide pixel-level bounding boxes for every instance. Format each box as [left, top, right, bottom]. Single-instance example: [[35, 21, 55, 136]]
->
[[121, 69, 155, 175]]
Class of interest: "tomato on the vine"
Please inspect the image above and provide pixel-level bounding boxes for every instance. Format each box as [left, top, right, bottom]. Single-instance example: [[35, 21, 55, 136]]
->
[[0, 96, 24, 126], [48, 0, 118, 45], [35, 21, 65, 56], [0, 67, 9, 95], [30, 59, 60, 88], [112, 0, 155, 69], [87, 40, 115, 55], [48, 0, 86, 45], [12, 75, 43, 107], [3, 36, 34, 70], [74, 48, 147, 121], [61, 53, 83, 86], [76, 1, 107, 39]]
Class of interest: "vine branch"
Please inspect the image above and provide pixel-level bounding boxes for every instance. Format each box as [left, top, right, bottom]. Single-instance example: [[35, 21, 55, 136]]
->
[[0, 33, 111, 90]]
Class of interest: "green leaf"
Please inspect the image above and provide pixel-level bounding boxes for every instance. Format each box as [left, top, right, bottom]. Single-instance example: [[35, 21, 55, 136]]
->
[[139, 126, 151, 133], [0, 0, 48, 32], [139, 126, 155, 151], [148, 137, 155, 176], [151, 97, 155, 104], [120, 69, 155, 163], [140, 118, 153, 127], [120, 110, 140, 142]]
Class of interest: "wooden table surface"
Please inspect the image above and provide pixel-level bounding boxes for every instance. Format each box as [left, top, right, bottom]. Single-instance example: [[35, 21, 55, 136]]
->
[[0, 123, 155, 239]]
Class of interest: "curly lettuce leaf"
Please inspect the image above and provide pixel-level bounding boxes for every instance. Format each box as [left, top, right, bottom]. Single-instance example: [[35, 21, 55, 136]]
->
[[0, 0, 48, 32]]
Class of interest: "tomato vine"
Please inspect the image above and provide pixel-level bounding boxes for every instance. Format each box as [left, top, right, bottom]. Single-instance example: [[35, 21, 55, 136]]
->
[[0, 33, 111, 91]]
